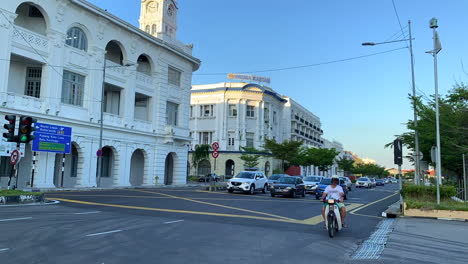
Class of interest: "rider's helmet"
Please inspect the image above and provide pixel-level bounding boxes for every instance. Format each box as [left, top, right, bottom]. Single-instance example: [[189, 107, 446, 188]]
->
[[331, 175, 340, 185]]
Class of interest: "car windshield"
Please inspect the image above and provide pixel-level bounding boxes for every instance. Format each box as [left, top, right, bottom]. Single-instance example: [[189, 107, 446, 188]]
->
[[234, 172, 255, 179], [359, 177, 369, 181], [377, 180, 383, 182], [278, 177, 296, 184], [269, 175, 282, 180], [305, 176, 321, 182], [320, 178, 332, 185]]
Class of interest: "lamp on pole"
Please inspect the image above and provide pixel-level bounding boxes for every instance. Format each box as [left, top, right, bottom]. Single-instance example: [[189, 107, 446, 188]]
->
[[362, 20, 421, 185], [96, 59, 135, 187], [426, 17, 443, 204]]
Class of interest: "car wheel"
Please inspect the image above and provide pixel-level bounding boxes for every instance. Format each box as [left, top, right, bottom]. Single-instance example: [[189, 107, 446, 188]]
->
[[291, 190, 296, 198], [262, 184, 267, 194], [270, 193, 275, 197], [302, 190, 306, 197], [249, 185, 255, 195], [228, 189, 233, 193]]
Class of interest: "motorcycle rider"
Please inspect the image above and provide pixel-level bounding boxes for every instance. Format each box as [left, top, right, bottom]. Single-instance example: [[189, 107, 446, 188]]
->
[[320, 176, 347, 227]]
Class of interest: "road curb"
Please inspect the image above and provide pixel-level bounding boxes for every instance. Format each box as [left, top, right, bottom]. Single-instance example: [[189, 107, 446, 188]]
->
[[399, 215, 468, 222], [0, 199, 59, 207], [381, 201, 401, 218]]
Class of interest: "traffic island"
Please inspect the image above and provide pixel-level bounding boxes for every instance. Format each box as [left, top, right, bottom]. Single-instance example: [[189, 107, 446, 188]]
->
[[0, 190, 44, 205], [401, 184, 468, 221]]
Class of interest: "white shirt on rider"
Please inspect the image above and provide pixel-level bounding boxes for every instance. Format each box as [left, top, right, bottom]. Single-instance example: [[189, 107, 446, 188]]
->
[[324, 185, 344, 200]]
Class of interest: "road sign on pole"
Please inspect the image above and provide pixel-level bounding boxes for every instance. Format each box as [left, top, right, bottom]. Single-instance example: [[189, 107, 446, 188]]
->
[[32, 123, 72, 154], [10, 149, 20, 165], [212, 142, 219, 151], [212, 151, 219, 159]]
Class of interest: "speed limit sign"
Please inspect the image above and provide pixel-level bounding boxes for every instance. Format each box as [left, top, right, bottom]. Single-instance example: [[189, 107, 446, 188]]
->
[[10, 149, 20, 165]]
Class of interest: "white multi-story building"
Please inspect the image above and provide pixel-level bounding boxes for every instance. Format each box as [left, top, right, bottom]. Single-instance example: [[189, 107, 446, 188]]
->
[[189, 82, 326, 178], [189, 82, 285, 177], [0, 0, 200, 189]]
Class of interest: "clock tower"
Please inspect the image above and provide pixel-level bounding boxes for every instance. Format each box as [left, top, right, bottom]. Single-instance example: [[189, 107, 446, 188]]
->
[[139, 0, 178, 40]]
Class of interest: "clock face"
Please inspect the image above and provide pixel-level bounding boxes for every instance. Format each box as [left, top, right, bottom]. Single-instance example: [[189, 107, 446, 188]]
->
[[167, 4, 174, 16], [147, 1, 157, 13]]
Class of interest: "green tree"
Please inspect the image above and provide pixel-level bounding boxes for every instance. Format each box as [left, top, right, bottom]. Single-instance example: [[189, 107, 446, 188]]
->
[[191, 144, 211, 174], [336, 156, 355, 175], [352, 163, 387, 177], [306, 148, 340, 172], [387, 84, 467, 179], [263, 139, 303, 171], [239, 147, 261, 169]]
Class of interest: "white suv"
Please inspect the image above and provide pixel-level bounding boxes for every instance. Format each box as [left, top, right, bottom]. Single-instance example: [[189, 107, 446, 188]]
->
[[227, 171, 268, 194]]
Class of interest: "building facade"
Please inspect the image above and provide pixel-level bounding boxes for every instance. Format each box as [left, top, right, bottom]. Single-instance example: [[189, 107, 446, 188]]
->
[[189, 82, 285, 178], [0, 0, 200, 189]]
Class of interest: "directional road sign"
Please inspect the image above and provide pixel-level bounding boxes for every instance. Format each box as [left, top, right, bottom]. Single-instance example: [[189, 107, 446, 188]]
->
[[32, 123, 72, 154]]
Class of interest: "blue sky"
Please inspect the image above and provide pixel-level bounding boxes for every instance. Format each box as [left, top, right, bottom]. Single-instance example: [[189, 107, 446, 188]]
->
[[88, 0, 468, 169]]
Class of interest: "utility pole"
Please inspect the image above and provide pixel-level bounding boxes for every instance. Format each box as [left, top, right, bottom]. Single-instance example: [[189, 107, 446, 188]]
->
[[428, 18, 442, 205], [408, 20, 421, 185], [463, 153, 467, 202]]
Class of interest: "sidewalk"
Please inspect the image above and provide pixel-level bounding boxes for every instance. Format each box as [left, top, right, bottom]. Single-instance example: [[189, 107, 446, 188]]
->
[[380, 217, 468, 264]]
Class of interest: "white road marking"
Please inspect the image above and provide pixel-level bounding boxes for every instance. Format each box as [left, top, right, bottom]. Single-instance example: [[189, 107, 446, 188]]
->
[[0, 217, 32, 222], [85, 230, 122, 237], [163, 220, 184, 224], [74, 211, 101, 215], [0, 248, 10, 252]]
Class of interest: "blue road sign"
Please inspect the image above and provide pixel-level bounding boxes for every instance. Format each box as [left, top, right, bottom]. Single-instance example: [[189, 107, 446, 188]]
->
[[32, 123, 72, 154]]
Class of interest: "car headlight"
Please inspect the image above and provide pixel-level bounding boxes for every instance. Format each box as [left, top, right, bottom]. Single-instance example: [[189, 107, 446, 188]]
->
[[243, 182, 250, 185], [285, 187, 292, 190]]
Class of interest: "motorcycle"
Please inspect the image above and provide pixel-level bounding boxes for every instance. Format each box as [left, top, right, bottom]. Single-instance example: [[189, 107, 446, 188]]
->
[[324, 198, 342, 238]]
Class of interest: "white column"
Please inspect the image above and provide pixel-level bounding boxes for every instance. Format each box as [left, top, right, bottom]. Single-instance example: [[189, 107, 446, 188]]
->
[[34, 152, 56, 188], [123, 63, 137, 126], [0, 9, 15, 103], [143, 146, 156, 186], [118, 143, 131, 187], [43, 30, 66, 115]]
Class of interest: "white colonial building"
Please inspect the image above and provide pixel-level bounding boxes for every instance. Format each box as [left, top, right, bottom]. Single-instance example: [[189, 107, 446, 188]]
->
[[0, 0, 200, 189], [189, 82, 327, 178]]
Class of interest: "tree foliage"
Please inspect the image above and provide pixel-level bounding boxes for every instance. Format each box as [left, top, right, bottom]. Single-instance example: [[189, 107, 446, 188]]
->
[[336, 156, 355, 175], [191, 144, 211, 168], [352, 163, 388, 177], [263, 139, 303, 170], [387, 83, 467, 178], [239, 147, 261, 169]]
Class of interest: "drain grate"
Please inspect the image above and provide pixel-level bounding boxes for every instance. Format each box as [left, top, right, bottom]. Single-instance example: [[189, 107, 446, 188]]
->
[[351, 219, 395, 260]]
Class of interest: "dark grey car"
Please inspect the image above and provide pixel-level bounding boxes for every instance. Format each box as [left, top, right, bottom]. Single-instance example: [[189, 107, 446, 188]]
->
[[270, 176, 306, 198]]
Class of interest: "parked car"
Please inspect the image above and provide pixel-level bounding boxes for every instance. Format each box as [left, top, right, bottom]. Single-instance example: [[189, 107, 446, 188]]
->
[[198, 173, 220, 182], [267, 174, 288, 189], [303, 175, 323, 194], [356, 177, 371, 188], [227, 171, 268, 194], [390, 178, 398, 184], [376, 179, 385, 186], [270, 176, 306, 198], [369, 178, 377, 187], [383, 178, 390, 184], [315, 178, 348, 200], [340, 176, 352, 191]]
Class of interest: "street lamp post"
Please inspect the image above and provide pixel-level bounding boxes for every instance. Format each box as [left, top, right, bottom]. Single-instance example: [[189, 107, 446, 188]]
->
[[427, 17, 443, 204], [362, 20, 421, 185], [96, 59, 135, 187]]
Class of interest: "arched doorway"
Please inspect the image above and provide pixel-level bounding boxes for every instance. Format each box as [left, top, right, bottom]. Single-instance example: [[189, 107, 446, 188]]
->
[[164, 153, 174, 185], [99, 146, 115, 188], [265, 161, 271, 177], [197, 159, 211, 176], [225, 160, 235, 178], [130, 149, 145, 187]]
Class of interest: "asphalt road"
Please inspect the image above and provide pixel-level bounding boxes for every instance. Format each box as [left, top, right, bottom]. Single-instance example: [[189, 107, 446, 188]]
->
[[0, 184, 400, 264]]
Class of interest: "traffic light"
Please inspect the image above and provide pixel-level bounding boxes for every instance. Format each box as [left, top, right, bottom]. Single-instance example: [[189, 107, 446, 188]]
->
[[393, 138, 403, 165], [3, 115, 17, 142], [18, 116, 37, 143]]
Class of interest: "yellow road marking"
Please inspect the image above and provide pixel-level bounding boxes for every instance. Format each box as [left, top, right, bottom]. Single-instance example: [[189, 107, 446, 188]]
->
[[349, 192, 399, 215], [131, 189, 295, 221], [46, 194, 172, 199], [49, 197, 312, 225], [302, 203, 363, 225]]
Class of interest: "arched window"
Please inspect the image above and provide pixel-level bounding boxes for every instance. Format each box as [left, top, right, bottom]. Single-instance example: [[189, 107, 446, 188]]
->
[[145, 25, 150, 33], [66, 27, 88, 51], [151, 24, 157, 34]]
